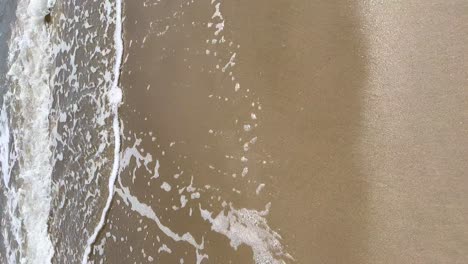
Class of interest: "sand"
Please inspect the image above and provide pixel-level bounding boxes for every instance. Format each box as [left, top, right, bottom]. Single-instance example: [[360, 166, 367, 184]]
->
[[89, 0, 468, 263]]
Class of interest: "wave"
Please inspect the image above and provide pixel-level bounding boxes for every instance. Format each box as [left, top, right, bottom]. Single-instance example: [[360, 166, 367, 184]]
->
[[3, 0, 56, 262]]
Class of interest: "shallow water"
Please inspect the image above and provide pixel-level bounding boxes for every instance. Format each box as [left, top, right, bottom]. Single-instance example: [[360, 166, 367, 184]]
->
[[1, 0, 468, 263]]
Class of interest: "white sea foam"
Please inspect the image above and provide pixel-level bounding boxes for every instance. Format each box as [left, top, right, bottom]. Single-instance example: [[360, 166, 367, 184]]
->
[[5, 0, 56, 262], [161, 182, 172, 192], [111, 131, 208, 262], [200, 203, 292, 264], [0, 103, 18, 264], [0, 105, 10, 186], [81, 0, 124, 262], [115, 182, 208, 264], [256, 183, 265, 195], [3, 189, 22, 263]]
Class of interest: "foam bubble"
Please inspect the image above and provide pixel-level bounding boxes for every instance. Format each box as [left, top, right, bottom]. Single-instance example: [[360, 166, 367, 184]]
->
[[161, 182, 172, 192], [108, 87, 123, 105]]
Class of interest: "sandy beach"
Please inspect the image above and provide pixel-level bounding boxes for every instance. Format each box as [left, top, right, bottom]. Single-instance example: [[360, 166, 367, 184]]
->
[[84, 0, 468, 263]]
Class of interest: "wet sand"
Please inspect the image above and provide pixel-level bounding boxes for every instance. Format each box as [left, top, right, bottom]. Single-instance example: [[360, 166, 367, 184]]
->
[[90, 0, 468, 263]]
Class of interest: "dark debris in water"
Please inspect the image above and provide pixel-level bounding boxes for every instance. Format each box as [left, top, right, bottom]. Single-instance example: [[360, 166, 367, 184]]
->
[[44, 8, 52, 24], [44, 14, 51, 23]]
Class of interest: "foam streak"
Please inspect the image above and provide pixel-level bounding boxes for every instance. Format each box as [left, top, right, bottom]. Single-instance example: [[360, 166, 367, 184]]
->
[[81, 0, 124, 262]]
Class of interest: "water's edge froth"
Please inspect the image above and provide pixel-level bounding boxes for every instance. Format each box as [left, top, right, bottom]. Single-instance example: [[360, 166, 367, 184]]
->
[[81, 0, 124, 261], [4, 0, 56, 263]]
